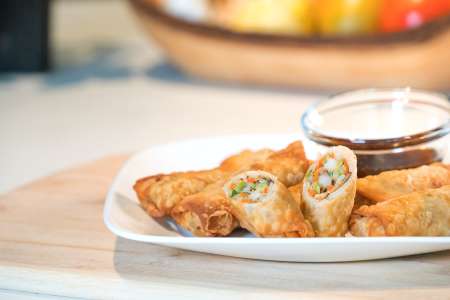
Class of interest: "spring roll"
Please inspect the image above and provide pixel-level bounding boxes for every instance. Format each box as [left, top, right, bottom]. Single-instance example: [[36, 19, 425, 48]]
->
[[357, 164, 450, 203], [302, 146, 357, 237], [134, 149, 274, 217], [440, 163, 450, 172], [249, 141, 309, 187], [172, 141, 309, 236], [352, 193, 373, 213], [288, 183, 303, 211], [350, 185, 450, 236], [171, 179, 238, 237], [223, 171, 314, 237]]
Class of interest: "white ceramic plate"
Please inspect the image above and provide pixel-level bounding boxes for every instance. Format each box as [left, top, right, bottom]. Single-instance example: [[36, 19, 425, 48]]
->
[[104, 134, 450, 262]]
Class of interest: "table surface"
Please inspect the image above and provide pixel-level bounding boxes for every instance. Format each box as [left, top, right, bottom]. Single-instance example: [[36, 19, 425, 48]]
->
[[1, 156, 449, 300]]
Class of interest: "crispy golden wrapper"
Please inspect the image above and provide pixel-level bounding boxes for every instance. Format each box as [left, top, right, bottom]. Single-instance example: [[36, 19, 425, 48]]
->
[[288, 183, 304, 212], [350, 186, 450, 236], [357, 164, 450, 203], [352, 193, 373, 213], [172, 141, 309, 236], [224, 171, 314, 237], [302, 146, 357, 237], [173, 182, 309, 238], [134, 149, 273, 217], [250, 141, 308, 187], [171, 180, 238, 237]]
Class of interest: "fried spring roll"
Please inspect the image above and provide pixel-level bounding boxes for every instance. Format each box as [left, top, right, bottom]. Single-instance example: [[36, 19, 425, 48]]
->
[[441, 163, 450, 172], [350, 186, 450, 236], [302, 146, 357, 237], [249, 141, 309, 187], [357, 164, 450, 203], [224, 171, 314, 237], [288, 183, 303, 211], [134, 149, 274, 217], [352, 193, 373, 213], [171, 141, 309, 236], [170, 180, 238, 237]]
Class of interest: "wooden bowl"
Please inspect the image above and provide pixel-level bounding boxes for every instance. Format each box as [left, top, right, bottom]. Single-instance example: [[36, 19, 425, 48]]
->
[[130, 0, 450, 91]]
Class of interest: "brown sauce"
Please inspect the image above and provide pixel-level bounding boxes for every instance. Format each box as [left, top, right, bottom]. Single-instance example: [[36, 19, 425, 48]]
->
[[356, 148, 441, 178]]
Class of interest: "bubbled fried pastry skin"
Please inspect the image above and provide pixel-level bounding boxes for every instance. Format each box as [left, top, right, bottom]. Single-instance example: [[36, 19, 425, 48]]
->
[[171, 141, 310, 236], [352, 193, 373, 213], [134, 149, 274, 217], [350, 185, 450, 237], [430, 162, 450, 171], [357, 164, 450, 203], [218, 148, 275, 173], [250, 141, 309, 187], [171, 180, 239, 237], [288, 184, 303, 211], [224, 171, 314, 237], [134, 170, 223, 218]]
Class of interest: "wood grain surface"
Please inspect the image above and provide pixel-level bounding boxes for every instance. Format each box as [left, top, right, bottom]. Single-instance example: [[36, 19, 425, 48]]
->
[[0, 156, 449, 300]]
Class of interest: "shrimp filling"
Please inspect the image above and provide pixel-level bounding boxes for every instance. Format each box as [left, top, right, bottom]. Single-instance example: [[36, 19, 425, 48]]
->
[[228, 175, 274, 202], [306, 153, 350, 200]]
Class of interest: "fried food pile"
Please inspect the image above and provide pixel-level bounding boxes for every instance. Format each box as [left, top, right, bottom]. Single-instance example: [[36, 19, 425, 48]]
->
[[134, 141, 450, 237]]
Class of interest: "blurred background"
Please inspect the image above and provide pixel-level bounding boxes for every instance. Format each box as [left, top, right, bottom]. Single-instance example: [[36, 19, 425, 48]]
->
[[0, 0, 449, 193]]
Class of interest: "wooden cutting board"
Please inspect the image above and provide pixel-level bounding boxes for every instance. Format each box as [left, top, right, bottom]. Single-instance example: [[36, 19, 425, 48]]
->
[[0, 156, 449, 299]]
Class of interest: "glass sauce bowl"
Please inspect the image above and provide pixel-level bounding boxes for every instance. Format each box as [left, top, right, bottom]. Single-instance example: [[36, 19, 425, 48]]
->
[[301, 88, 449, 177]]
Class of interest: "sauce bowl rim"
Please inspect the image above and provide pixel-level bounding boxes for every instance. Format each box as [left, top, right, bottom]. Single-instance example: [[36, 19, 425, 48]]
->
[[301, 88, 450, 150]]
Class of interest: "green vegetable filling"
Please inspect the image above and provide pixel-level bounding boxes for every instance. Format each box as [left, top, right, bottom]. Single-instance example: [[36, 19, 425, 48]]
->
[[229, 177, 273, 198]]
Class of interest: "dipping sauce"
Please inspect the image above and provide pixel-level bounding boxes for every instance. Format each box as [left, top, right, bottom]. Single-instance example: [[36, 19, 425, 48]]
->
[[301, 88, 449, 177], [356, 148, 440, 177]]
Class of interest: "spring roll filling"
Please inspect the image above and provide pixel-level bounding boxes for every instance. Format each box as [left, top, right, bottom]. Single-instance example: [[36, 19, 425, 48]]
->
[[228, 175, 274, 202], [305, 153, 350, 200]]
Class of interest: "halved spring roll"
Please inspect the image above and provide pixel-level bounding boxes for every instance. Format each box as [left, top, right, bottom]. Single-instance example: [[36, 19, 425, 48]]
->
[[224, 170, 314, 237], [357, 163, 450, 203], [171, 183, 304, 237], [171, 141, 310, 236], [134, 148, 274, 217], [350, 185, 450, 236], [302, 146, 357, 237]]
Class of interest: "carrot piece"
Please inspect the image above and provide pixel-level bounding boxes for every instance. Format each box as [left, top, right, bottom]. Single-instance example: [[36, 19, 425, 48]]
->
[[313, 169, 319, 182]]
